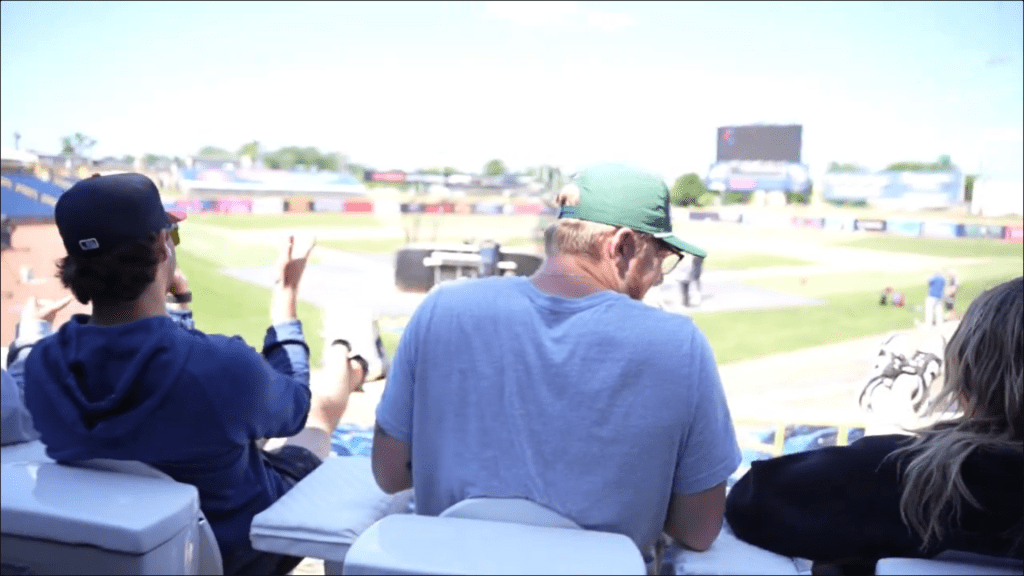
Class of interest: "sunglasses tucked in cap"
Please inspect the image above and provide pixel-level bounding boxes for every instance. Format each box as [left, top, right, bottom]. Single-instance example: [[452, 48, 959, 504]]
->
[[557, 164, 706, 258], [55, 173, 186, 258]]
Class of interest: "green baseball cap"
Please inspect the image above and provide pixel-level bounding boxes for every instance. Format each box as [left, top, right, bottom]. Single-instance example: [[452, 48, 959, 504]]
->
[[558, 164, 706, 258]]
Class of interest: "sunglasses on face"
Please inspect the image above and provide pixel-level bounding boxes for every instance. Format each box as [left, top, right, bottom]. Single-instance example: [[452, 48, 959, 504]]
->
[[165, 222, 180, 246]]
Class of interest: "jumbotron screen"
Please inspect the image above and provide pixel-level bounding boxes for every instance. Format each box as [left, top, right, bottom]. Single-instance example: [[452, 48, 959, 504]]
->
[[716, 125, 802, 163]]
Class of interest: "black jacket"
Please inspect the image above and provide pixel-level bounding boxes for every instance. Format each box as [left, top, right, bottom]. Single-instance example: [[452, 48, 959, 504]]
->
[[726, 434, 1023, 564]]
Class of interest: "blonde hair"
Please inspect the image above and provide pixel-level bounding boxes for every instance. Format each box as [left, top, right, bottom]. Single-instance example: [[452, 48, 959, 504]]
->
[[543, 183, 619, 258], [889, 276, 1023, 552]]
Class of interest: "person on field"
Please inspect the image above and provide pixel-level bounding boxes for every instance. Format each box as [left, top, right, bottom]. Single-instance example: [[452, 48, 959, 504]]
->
[[943, 268, 959, 322], [11, 173, 381, 575], [924, 270, 946, 326], [726, 276, 1023, 574], [372, 163, 741, 570]]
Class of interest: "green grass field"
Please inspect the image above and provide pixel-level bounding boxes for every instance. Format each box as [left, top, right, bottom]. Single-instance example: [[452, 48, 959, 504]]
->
[[834, 235, 1024, 258], [704, 253, 816, 270], [176, 213, 1022, 367], [695, 270, 1017, 364]]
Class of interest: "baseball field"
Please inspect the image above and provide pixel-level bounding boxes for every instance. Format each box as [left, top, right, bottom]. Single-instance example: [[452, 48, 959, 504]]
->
[[173, 208, 1022, 433]]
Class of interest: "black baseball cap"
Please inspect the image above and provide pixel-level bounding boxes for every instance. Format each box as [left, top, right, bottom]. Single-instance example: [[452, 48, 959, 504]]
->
[[55, 173, 186, 258]]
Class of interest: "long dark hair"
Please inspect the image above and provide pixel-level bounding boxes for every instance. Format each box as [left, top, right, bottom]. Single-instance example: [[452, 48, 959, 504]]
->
[[889, 277, 1023, 552]]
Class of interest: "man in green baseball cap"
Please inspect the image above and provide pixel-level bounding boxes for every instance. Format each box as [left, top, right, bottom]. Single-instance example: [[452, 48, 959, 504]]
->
[[374, 163, 740, 570]]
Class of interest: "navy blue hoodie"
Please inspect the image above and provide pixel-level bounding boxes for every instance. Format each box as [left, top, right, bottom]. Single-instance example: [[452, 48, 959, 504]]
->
[[23, 314, 312, 575]]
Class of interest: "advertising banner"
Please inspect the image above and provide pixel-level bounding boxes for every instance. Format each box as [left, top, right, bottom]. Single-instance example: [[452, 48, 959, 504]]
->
[[313, 198, 344, 212], [252, 197, 285, 214], [854, 219, 887, 232], [1005, 226, 1024, 243], [164, 198, 204, 213], [473, 202, 503, 215], [512, 203, 545, 215], [792, 217, 824, 229], [962, 224, 1006, 239], [823, 217, 856, 232], [343, 200, 374, 213], [886, 219, 922, 237], [919, 221, 962, 239], [454, 202, 472, 215], [368, 171, 406, 183], [689, 211, 720, 221], [215, 198, 253, 214], [400, 203, 424, 214], [285, 198, 313, 213]]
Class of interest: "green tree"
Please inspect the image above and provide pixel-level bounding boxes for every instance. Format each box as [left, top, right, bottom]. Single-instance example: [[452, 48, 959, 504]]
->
[[885, 155, 958, 172], [121, 154, 136, 165], [237, 141, 260, 161], [198, 145, 232, 158], [964, 174, 977, 202], [670, 173, 709, 206], [827, 162, 866, 173], [60, 132, 97, 157], [484, 159, 507, 176]]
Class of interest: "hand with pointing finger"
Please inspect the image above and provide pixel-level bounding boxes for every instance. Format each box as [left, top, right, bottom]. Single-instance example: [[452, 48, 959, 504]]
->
[[271, 235, 316, 324], [21, 295, 74, 325]]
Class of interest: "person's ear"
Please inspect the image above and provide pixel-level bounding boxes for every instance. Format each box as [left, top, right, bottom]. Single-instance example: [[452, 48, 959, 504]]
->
[[158, 230, 173, 261]]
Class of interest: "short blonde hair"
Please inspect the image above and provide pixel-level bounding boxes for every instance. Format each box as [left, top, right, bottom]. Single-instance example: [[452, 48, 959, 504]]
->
[[544, 183, 618, 258]]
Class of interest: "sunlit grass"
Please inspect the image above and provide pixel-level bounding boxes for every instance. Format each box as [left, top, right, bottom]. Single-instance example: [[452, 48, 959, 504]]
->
[[704, 253, 816, 270], [177, 251, 325, 367], [833, 235, 1023, 258], [695, 268, 1018, 364]]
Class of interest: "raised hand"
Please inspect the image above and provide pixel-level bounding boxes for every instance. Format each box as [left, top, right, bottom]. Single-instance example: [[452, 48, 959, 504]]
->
[[22, 295, 74, 325], [271, 235, 316, 324]]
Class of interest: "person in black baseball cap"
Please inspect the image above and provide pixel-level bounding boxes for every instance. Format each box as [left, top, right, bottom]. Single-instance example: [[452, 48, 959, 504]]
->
[[18, 172, 373, 575], [55, 172, 186, 259], [53, 173, 188, 313]]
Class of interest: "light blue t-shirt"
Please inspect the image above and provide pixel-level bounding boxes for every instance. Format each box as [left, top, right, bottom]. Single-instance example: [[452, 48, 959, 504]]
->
[[376, 276, 741, 555], [928, 274, 946, 298]]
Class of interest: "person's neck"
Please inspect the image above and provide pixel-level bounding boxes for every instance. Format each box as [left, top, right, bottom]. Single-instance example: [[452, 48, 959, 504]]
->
[[529, 256, 612, 299], [89, 282, 168, 327]]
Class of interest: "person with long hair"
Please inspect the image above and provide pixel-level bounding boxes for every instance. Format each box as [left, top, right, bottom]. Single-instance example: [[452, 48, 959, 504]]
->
[[725, 276, 1023, 574]]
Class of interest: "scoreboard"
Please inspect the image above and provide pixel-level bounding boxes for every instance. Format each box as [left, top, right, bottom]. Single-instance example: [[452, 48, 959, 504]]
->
[[717, 125, 802, 163]]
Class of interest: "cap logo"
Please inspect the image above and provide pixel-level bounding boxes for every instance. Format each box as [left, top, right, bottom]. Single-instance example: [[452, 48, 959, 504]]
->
[[79, 238, 100, 251]]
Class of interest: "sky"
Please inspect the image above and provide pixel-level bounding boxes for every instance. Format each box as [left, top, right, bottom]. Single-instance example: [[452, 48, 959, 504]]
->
[[2, 1, 1022, 181]]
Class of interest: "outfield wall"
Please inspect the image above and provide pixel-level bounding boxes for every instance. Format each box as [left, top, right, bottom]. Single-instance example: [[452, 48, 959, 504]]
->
[[161, 195, 1024, 244]]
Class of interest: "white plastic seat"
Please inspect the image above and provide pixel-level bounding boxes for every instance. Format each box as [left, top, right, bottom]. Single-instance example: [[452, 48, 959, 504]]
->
[[1, 459, 217, 575], [249, 455, 413, 575], [440, 497, 581, 530], [342, 498, 646, 575], [1, 440, 222, 576], [74, 458, 223, 575]]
